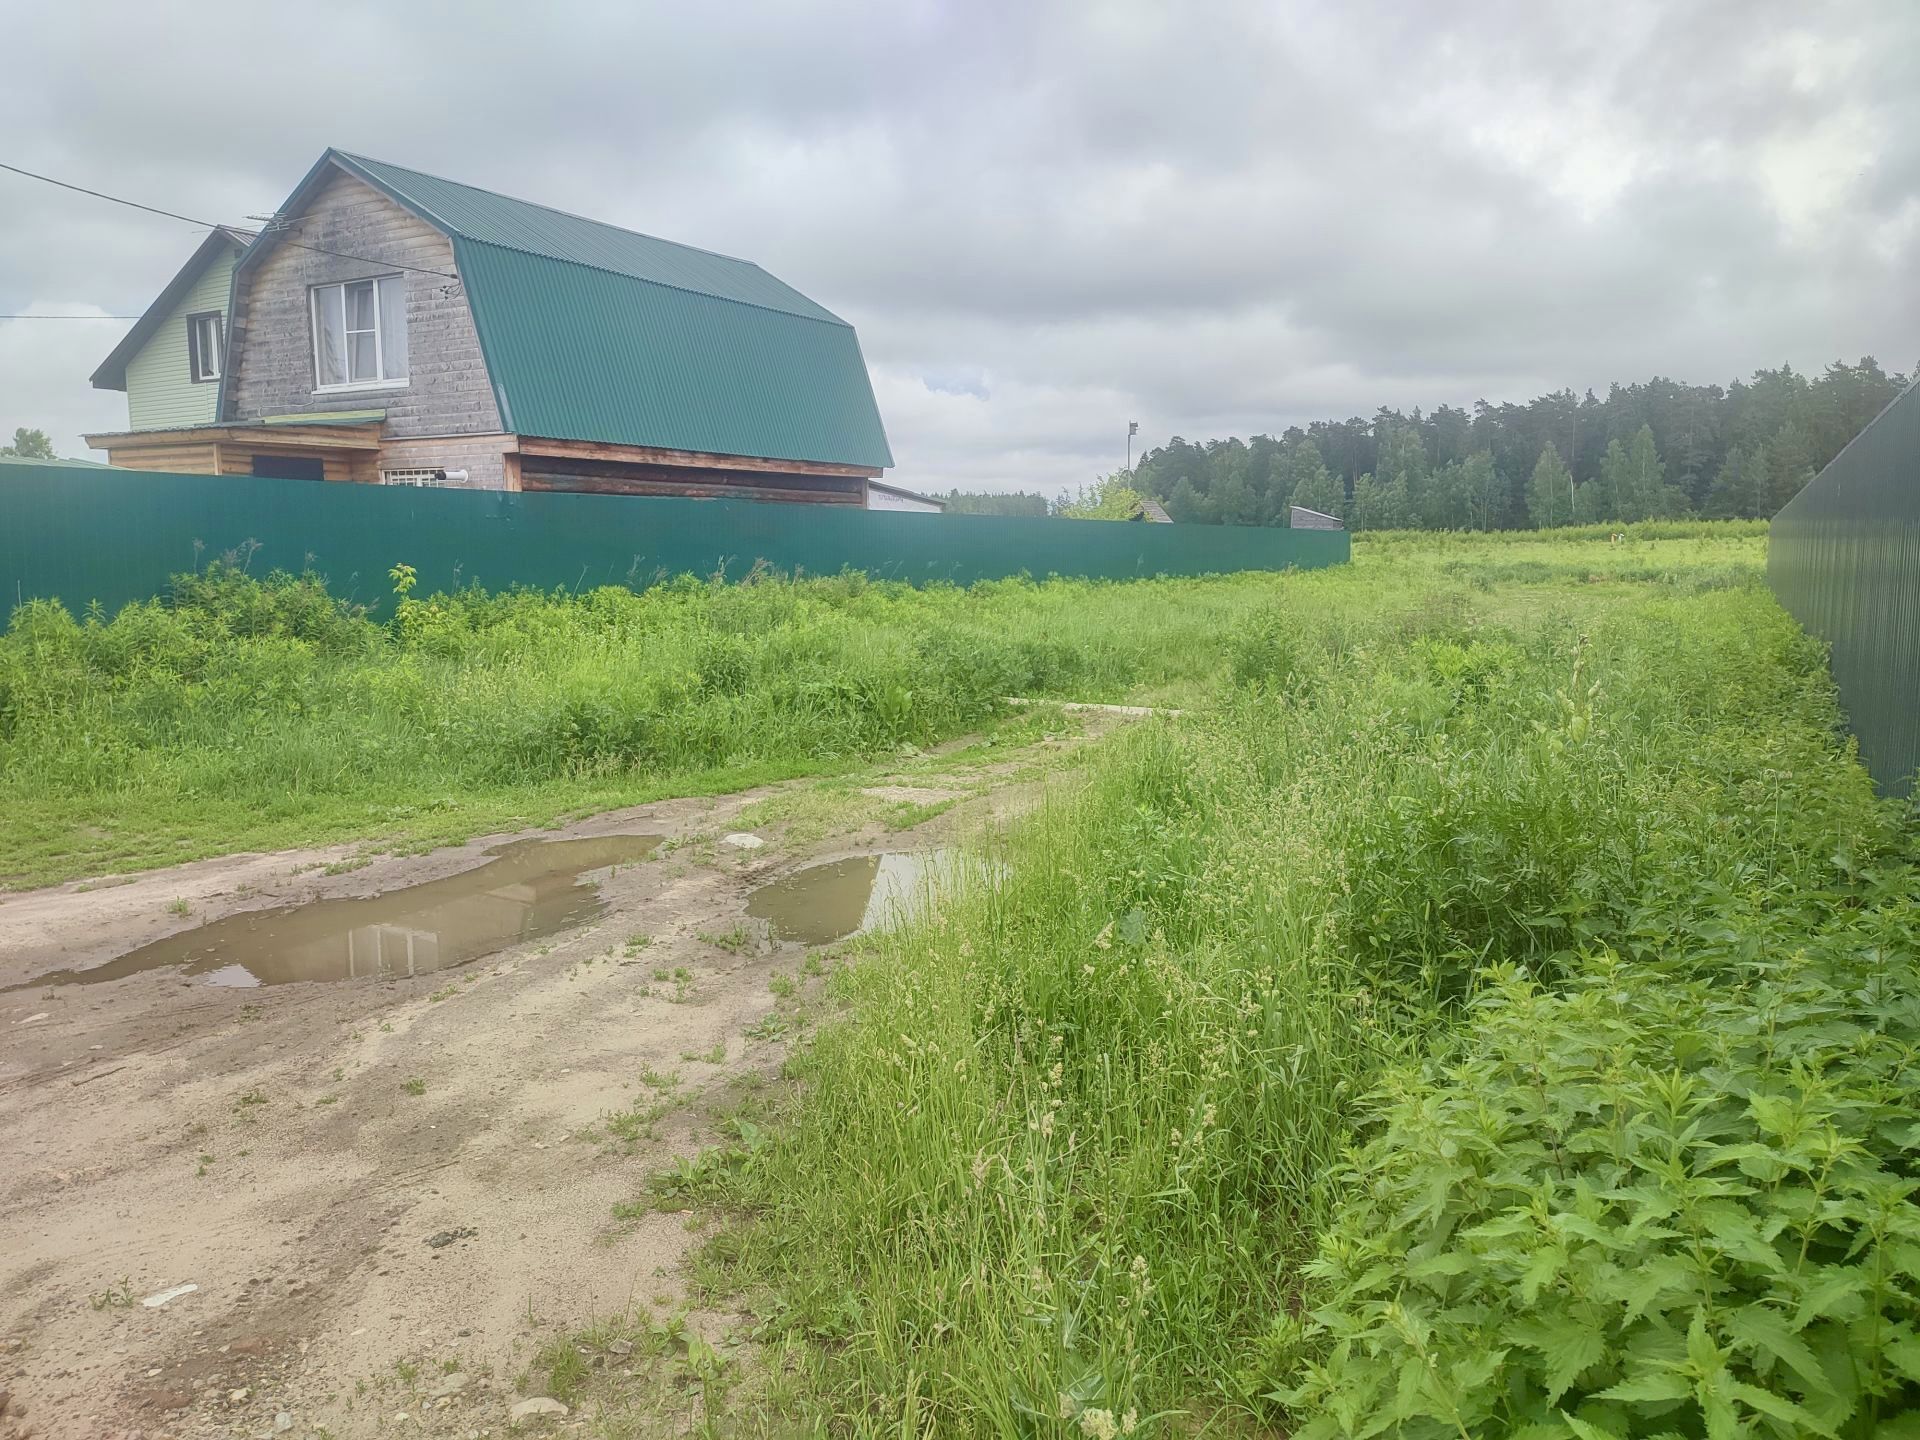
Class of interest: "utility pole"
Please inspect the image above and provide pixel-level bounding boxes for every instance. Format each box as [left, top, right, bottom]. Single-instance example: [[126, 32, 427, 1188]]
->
[[1127, 421, 1138, 477], [1568, 391, 1578, 515]]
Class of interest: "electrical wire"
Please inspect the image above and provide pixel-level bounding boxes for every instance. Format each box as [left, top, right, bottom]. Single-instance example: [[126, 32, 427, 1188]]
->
[[0, 314, 141, 320], [0, 160, 461, 281]]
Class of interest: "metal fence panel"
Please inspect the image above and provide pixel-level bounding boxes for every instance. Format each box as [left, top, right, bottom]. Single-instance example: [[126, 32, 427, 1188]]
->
[[0, 465, 1348, 619], [1768, 381, 1920, 797]]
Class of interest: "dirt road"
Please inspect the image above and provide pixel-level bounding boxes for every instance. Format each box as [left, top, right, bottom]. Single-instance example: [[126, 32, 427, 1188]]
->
[[0, 732, 1071, 1439]]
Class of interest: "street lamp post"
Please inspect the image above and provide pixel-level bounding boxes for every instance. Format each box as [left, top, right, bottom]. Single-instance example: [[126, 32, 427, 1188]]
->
[[1127, 420, 1138, 477]]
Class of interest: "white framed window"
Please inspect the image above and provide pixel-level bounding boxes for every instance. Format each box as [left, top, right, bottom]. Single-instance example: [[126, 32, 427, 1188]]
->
[[187, 312, 222, 382], [311, 275, 408, 390], [380, 468, 444, 487]]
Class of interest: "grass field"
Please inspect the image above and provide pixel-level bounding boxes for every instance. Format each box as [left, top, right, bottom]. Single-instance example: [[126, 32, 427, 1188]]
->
[[0, 558, 1320, 886], [9, 518, 1915, 1436], [0, 521, 1761, 888], [543, 519, 1911, 1438]]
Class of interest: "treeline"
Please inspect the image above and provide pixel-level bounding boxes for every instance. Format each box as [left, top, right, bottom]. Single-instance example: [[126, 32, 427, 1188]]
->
[[936, 489, 1052, 517], [1123, 357, 1909, 529]]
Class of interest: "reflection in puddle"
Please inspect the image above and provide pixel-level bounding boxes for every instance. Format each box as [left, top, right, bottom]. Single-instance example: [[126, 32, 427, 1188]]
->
[[11, 835, 661, 990], [745, 850, 968, 946]]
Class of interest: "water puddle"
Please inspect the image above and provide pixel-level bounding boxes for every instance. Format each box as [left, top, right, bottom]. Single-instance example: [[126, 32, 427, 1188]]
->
[[745, 849, 968, 946], [10, 834, 661, 990]]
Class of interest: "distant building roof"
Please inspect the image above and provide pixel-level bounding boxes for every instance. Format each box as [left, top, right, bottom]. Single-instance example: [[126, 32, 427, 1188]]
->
[[90, 226, 254, 392], [868, 480, 946, 509], [235, 150, 893, 472], [1127, 497, 1174, 523], [0, 452, 113, 468], [1290, 505, 1344, 530]]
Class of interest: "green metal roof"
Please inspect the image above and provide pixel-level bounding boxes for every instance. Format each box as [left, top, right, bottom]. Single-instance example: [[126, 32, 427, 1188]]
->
[[308, 151, 892, 470], [0, 452, 112, 468], [334, 154, 843, 324], [85, 412, 385, 441]]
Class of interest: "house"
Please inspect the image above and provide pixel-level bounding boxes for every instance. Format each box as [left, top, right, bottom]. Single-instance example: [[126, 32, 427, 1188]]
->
[[89, 226, 253, 439], [86, 149, 910, 508]]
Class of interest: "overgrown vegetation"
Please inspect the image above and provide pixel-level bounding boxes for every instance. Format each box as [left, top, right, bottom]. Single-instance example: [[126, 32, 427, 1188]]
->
[[0, 559, 1352, 885], [634, 527, 1916, 1436], [13, 520, 1914, 1434]]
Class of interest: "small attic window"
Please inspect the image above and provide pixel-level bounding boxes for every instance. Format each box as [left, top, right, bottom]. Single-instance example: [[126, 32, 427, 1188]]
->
[[187, 312, 222, 383]]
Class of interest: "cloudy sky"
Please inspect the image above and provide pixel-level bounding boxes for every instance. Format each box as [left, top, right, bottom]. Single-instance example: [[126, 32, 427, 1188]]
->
[[3, 1, 1915, 492]]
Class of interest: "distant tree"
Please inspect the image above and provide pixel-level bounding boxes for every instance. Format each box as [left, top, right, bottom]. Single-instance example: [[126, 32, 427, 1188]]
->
[[1526, 444, 1573, 528], [1630, 424, 1687, 518], [1283, 440, 1343, 521], [1704, 447, 1757, 519], [939, 489, 1050, 517], [1744, 445, 1773, 519], [1209, 455, 1260, 527], [1057, 472, 1148, 521], [1593, 438, 1630, 521], [1167, 475, 1213, 524], [1765, 421, 1816, 512], [0, 427, 56, 459], [1348, 474, 1384, 530], [1571, 477, 1608, 525], [1460, 451, 1502, 529], [1109, 356, 1906, 531], [1374, 424, 1431, 525]]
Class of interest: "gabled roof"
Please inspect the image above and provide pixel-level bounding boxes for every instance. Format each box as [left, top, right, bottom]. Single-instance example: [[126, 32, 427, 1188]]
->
[[1127, 497, 1173, 523], [237, 149, 893, 471], [91, 226, 253, 392]]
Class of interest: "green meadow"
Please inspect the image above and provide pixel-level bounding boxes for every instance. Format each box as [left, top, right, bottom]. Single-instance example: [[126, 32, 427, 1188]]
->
[[8, 519, 1916, 1436]]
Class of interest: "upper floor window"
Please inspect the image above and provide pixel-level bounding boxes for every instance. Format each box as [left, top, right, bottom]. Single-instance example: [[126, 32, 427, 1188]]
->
[[311, 276, 408, 390], [187, 312, 222, 382]]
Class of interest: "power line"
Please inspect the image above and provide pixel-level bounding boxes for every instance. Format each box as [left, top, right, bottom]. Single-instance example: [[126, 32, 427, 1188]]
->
[[0, 313, 141, 320], [0, 160, 461, 282]]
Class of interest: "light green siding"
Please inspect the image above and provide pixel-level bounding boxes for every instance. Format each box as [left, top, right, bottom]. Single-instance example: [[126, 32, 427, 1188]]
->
[[123, 251, 237, 430]]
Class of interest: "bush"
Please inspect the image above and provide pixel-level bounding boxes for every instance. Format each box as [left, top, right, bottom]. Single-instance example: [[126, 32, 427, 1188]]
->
[[1276, 875, 1920, 1437]]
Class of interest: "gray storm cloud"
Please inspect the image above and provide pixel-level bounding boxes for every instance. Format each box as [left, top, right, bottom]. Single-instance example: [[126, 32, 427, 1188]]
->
[[2, 0, 1914, 492]]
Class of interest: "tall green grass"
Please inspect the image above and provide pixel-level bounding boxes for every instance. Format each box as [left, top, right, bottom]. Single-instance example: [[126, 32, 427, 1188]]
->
[[0, 525, 1768, 886], [656, 539, 1909, 1435], [0, 564, 1315, 885]]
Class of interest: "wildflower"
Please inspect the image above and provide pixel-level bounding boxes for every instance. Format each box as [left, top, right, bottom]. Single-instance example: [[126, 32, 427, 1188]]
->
[[1201, 1103, 1217, 1129], [1041, 1112, 1055, 1139], [1122, 1410, 1139, 1434], [1058, 1393, 1077, 1420], [971, 1150, 989, 1187], [1079, 1407, 1120, 1440]]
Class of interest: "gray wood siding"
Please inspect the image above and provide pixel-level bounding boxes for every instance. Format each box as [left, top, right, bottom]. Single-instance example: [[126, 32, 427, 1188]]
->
[[225, 170, 502, 437]]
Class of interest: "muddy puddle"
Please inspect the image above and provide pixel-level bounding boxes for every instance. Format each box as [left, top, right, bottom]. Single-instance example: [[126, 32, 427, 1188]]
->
[[746, 849, 971, 945], [8, 835, 661, 990]]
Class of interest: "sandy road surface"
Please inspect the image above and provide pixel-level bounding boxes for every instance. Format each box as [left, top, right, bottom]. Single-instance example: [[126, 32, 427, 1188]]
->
[[0, 747, 1023, 1440]]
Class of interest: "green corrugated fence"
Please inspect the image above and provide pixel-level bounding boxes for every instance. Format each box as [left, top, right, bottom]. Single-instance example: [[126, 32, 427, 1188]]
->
[[1768, 380, 1920, 797], [0, 464, 1348, 620]]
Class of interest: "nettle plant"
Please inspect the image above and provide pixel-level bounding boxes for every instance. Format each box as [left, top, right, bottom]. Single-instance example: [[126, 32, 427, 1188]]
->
[[1274, 885, 1920, 1439]]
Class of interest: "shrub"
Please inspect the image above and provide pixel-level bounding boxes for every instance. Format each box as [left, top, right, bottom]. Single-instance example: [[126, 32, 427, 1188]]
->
[[1274, 879, 1920, 1439]]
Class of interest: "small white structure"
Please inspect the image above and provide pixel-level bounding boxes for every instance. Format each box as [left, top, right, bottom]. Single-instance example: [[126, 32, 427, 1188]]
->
[[865, 481, 946, 514], [1290, 505, 1344, 531]]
